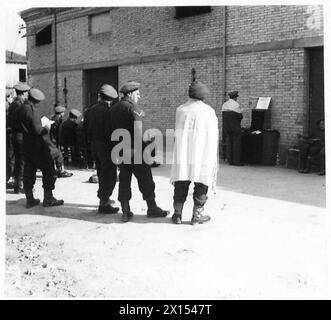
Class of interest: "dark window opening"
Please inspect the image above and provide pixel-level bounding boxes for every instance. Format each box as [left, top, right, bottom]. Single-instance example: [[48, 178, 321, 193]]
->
[[19, 69, 27, 82], [36, 24, 52, 46], [175, 6, 212, 18]]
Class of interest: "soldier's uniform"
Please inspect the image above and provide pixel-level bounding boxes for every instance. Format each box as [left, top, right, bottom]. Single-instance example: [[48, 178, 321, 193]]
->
[[84, 84, 119, 214], [109, 81, 169, 222], [60, 108, 81, 165], [50, 105, 66, 148], [18, 88, 63, 208], [7, 83, 30, 193], [222, 91, 244, 166]]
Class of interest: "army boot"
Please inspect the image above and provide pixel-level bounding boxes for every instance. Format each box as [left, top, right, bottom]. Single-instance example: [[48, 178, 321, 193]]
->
[[43, 191, 64, 207], [25, 191, 40, 209], [121, 200, 134, 222], [146, 198, 170, 218], [191, 203, 210, 225], [171, 202, 184, 224], [98, 198, 119, 214]]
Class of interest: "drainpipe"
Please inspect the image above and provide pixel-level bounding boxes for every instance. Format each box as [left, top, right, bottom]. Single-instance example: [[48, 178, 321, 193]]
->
[[222, 6, 227, 103], [53, 9, 58, 106]]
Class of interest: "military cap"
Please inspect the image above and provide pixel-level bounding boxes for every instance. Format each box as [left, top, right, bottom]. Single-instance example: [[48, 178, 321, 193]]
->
[[14, 83, 30, 92], [29, 88, 45, 102], [120, 81, 140, 94], [99, 84, 118, 99], [55, 105, 66, 114], [69, 108, 82, 118], [228, 90, 239, 99], [188, 81, 210, 100]]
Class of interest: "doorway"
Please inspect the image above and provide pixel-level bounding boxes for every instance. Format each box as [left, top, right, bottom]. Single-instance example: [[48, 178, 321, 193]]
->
[[308, 47, 324, 133], [83, 66, 118, 109]]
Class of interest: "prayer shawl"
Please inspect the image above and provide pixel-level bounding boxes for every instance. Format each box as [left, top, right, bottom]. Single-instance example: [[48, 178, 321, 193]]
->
[[171, 98, 219, 188]]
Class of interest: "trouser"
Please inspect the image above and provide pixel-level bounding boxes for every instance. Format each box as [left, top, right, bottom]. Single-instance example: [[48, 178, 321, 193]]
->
[[52, 148, 64, 171], [12, 132, 24, 184], [173, 180, 208, 205], [23, 152, 56, 195], [6, 130, 14, 181], [299, 142, 323, 170], [91, 141, 117, 203], [225, 132, 242, 165], [118, 162, 155, 202]]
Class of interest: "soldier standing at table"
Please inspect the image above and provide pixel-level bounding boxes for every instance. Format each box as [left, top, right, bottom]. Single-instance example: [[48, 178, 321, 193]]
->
[[7, 83, 30, 193], [17, 88, 64, 208], [222, 90, 244, 166], [109, 81, 169, 222], [84, 84, 119, 214]]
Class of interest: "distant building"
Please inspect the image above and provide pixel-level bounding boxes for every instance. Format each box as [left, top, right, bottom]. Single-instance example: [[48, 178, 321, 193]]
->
[[6, 50, 28, 94], [20, 6, 324, 160]]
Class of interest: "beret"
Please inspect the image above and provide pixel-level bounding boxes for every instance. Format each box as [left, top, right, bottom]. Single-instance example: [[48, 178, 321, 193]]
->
[[89, 174, 99, 183], [120, 81, 140, 94], [14, 83, 30, 92], [228, 91, 239, 98], [29, 88, 45, 102], [99, 84, 118, 99], [69, 108, 82, 118], [55, 106, 66, 114], [188, 81, 210, 100]]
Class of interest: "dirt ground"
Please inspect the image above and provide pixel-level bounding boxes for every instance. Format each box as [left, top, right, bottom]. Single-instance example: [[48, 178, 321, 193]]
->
[[5, 162, 327, 299]]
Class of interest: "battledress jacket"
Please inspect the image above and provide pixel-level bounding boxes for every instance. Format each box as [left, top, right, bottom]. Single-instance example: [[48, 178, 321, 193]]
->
[[171, 98, 219, 188]]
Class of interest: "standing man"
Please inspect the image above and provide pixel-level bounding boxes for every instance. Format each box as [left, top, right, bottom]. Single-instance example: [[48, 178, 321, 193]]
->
[[7, 83, 30, 193], [18, 88, 64, 208], [60, 108, 81, 165], [171, 80, 219, 225], [50, 105, 66, 148], [84, 84, 119, 214], [109, 81, 169, 222], [6, 90, 15, 188], [222, 90, 244, 166]]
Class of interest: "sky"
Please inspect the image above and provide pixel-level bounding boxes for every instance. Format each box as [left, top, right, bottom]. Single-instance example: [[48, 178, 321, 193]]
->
[[5, 4, 29, 55]]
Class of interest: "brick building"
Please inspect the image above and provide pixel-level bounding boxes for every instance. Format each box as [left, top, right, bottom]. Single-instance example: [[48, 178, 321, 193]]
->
[[20, 6, 324, 161]]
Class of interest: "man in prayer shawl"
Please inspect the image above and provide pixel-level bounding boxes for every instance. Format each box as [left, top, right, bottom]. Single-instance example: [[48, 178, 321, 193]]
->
[[171, 80, 219, 225]]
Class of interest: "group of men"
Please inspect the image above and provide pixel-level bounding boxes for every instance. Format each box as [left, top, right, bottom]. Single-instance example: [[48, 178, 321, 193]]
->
[[6, 79, 219, 225]]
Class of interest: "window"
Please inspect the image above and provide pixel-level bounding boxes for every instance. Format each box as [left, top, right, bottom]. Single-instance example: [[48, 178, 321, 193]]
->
[[19, 69, 27, 83], [35, 24, 52, 46], [89, 11, 110, 35], [175, 6, 212, 18]]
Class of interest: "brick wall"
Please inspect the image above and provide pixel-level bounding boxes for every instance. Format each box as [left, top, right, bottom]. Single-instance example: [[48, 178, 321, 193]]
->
[[23, 5, 324, 161]]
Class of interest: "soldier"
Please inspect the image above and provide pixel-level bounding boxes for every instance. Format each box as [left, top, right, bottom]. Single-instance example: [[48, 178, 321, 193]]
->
[[171, 80, 218, 225], [17, 88, 64, 208], [222, 90, 244, 166], [109, 81, 169, 222], [84, 84, 119, 214], [7, 83, 30, 193], [50, 105, 66, 148], [60, 108, 81, 165]]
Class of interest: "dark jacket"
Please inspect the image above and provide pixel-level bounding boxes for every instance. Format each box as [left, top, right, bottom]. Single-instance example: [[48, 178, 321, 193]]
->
[[8, 96, 25, 132], [222, 110, 243, 135], [18, 100, 50, 158], [109, 96, 144, 148], [60, 119, 78, 146], [84, 100, 116, 146]]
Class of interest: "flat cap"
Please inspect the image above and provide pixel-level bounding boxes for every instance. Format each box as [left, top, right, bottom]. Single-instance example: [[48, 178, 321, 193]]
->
[[29, 88, 45, 102], [228, 91, 239, 99], [69, 108, 82, 118], [99, 84, 118, 99], [55, 105, 66, 114], [14, 83, 30, 92], [120, 81, 140, 94], [188, 81, 210, 100]]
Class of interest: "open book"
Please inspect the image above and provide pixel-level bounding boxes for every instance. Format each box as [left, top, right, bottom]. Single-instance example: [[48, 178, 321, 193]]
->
[[41, 116, 55, 127]]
